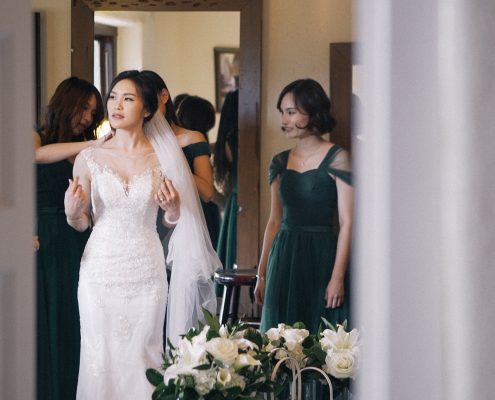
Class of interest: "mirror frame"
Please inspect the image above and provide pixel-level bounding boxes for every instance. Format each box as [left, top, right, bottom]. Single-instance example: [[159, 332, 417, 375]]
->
[[71, 0, 261, 268]]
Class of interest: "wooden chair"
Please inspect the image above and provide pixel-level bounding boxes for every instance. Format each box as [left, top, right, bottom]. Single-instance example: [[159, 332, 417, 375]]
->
[[214, 265, 258, 325]]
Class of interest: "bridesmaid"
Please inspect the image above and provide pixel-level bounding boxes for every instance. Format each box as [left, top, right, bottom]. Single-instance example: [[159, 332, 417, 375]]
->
[[254, 79, 354, 333], [175, 95, 221, 248], [34, 77, 104, 400]]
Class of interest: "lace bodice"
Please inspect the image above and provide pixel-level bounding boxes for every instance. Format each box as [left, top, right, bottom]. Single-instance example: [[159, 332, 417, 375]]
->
[[78, 147, 165, 299]]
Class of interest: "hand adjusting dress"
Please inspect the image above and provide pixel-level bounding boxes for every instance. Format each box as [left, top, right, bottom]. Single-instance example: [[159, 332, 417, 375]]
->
[[260, 145, 352, 334], [76, 147, 167, 400]]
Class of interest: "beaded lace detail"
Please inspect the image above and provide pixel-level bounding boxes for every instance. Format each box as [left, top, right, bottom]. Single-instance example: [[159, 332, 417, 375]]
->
[[76, 147, 167, 399]]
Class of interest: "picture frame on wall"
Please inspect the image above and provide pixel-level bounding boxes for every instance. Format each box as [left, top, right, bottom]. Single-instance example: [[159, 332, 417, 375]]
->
[[214, 47, 239, 112]]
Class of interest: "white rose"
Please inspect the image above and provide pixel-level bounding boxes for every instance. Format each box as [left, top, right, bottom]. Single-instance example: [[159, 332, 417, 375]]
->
[[230, 372, 246, 391], [263, 342, 274, 352], [194, 369, 216, 395], [265, 326, 283, 342], [206, 337, 239, 367], [216, 368, 233, 387], [234, 338, 259, 351], [281, 328, 309, 345], [325, 348, 359, 379], [274, 349, 287, 360], [234, 353, 261, 370], [320, 326, 360, 352]]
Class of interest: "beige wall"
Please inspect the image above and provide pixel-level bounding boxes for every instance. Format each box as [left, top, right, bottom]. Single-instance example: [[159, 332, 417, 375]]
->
[[32, 0, 353, 244], [32, 0, 71, 105], [260, 0, 353, 233], [141, 12, 240, 109]]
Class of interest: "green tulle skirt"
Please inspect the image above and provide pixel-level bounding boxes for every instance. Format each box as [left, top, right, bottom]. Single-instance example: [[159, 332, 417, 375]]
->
[[215, 188, 238, 296], [260, 224, 349, 334]]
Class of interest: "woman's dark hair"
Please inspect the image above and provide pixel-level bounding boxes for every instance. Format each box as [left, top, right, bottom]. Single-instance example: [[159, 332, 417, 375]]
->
[[140, 70, 180, 126], [176, 96, 215, 140], [106, 70, 158, 123], [173, 93, 190, 111], [276, 78, 336, 135], [40, 77, 104, 145]]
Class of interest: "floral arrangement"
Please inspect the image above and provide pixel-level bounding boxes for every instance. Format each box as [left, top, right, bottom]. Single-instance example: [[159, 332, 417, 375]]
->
[[262, 320, 360, 399], [147, 312, 360, 400], [146, 309, 276, 400]]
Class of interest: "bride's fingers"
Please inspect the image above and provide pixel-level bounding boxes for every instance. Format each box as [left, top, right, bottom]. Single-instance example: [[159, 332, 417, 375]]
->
[[163, 178, 178, 196]]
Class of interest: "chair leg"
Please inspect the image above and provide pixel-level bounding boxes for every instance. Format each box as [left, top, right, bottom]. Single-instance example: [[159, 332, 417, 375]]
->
[[229, 286, 241, 323], [219, 285, 233, 325]]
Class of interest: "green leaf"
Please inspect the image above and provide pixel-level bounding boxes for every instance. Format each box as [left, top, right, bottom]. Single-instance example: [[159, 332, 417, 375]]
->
[[180, 387, 199, 400], [206, 329, 220, 341], [193, 363, 212, 371], [166, 337, 176, 352], [225, 386, 243, 396], [146, 368, 165, 387], [244, 327, 263, 350], [292, 321, 306, 329], [152, 382, 175, 400], [202, 307, 221, 332], [301, 334, 316, 349], [320, 317, 336, 331]]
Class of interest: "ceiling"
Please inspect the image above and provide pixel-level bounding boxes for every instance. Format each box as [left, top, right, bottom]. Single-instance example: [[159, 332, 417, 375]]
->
[[81, 0, 249, 11]]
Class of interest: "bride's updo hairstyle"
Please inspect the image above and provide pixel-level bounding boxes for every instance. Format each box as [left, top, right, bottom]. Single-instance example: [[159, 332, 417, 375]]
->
[[276, 78, 336, 136], [106, 70, 158, 123]]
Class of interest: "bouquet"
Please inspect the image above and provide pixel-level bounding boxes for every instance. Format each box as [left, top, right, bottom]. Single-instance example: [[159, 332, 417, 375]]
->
[[146, 309, 276, 400], [262, 320, 360, 399]]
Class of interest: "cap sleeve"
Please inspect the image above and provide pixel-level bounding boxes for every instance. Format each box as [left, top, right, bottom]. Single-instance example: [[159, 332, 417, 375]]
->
[[187, 141, 210, 158], [327, 146, 352, 186], [268, 151, 288, 185]]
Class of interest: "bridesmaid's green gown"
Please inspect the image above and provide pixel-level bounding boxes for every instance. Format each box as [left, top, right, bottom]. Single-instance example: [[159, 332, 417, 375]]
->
[[215, 90, 239, 295], [36, 159, 90, 400], [182, 141, 221, 248], [260, 145, 352, 334]]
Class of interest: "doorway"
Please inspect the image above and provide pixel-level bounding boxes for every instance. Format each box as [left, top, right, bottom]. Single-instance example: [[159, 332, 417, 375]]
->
[[71, 0, 262, 267]]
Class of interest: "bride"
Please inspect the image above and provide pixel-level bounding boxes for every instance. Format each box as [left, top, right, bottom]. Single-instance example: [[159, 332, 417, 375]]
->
[[64, 70, 220, 399]]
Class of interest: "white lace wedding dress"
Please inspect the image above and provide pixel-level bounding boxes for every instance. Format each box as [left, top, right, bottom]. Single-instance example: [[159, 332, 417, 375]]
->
[[76, 147, 166, 399]]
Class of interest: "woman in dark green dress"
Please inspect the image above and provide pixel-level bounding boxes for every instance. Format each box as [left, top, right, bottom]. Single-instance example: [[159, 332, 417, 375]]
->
[[34, 77, 104, 400], [176, 95, 221, 248], [214, 89, 239, 289], [255, 79, 354, 333]]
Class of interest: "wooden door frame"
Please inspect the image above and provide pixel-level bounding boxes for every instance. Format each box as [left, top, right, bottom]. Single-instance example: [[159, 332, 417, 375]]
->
[[71, 0, 262, 268]]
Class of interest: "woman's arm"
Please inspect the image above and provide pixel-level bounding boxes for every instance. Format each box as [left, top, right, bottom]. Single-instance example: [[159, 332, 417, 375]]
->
[[33, 131, 112, 164], [64, 154, 92, 232], [34, 131, 90, 164], [254, 177, 283, 305], [325, 178, 354, 309], [192, 154, 214, 202]]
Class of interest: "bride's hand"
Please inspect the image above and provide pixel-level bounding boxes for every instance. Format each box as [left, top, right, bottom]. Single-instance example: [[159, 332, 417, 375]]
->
[[64, 176, 88, 220], [155, 178, 180, 221]]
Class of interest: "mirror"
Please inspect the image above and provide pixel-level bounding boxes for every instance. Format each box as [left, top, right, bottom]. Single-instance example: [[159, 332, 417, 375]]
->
[[71, 0, 262, 267]]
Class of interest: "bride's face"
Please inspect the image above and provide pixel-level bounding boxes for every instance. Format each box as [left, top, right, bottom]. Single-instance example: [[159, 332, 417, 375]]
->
[[107, 79, 149, 130]]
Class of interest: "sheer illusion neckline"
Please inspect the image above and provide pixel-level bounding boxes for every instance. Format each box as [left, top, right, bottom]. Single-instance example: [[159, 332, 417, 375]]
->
[[91, 160, 162, 196], [285, 145, 336, 174]]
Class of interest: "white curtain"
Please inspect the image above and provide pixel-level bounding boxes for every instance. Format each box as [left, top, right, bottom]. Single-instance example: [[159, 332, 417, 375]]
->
[[354, 0, 495, 399]]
